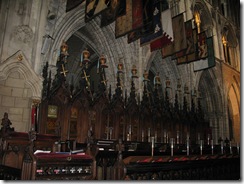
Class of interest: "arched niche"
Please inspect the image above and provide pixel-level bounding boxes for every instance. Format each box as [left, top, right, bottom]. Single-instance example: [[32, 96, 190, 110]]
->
[[221, 24, 240, 69], [197, 69, 223, 142], [194, 1, 213, 36], [227, 85, 240, 143], [0, 50, 43, 132], [46, 2, 148, 95]]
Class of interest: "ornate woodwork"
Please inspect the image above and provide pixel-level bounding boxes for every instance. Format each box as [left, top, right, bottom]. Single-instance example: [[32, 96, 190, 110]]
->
[[31, 43, 241, 180], [121, 155, 240, 180], [38, 42, 212, 148]]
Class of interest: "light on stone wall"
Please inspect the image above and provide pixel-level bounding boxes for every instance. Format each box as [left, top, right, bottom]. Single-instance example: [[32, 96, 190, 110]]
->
[[222, 35, 228, 47]]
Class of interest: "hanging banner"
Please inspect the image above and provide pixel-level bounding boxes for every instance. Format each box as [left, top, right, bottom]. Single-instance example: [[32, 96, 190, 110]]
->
[[193, 37, 215, 71], [85, 0, 110, 22], [100, 0, 125, 27], [162, 13, 186, 58], [198, 31, 208, 59], [140, 0, 162, 46], [127, 0, 154, 43], [176, 20, 194, 64], [115, 0, 133, 38]]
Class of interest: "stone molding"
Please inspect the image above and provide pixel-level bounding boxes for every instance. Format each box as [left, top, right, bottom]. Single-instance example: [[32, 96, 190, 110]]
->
[[0, 50, 43, 101]]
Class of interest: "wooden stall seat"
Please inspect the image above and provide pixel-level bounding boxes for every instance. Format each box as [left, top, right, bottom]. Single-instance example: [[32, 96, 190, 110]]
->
[[120, 154, 240, 180], [0, 131, 60, 170]]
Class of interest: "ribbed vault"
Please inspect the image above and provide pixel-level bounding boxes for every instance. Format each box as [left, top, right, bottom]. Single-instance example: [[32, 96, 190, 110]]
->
[[47, 2, 188, 97], [46, 1, 226, 137]]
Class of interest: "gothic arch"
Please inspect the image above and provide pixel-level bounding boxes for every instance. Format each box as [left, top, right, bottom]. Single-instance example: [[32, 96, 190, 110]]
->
[[197, 69, 224, 142], [227, 83, 240, 143], [222, 24, 238, 47], [231, 75, 241, 115], [221, 24, 239, 69], [194, 1, 213, 36], [0, 50, 43, 131], [47, 3, 147, 93], [0, 50, 43, 100]]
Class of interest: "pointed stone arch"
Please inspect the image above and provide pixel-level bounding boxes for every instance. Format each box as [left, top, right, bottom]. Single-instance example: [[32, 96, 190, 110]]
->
[[225, 74, 240, 143], [222, 24, 238, 47], [0, 51, 43, 100], [227, 83, 240, 143], [194, 1, 213, 36], [221, 24, 239, 68], [197, 69, 225, 143], [46, 3, 145, 94], [0, 50, 43, 131]]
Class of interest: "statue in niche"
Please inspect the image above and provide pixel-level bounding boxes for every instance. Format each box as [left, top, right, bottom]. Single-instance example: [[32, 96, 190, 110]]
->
[[0, 112, 14, 136]]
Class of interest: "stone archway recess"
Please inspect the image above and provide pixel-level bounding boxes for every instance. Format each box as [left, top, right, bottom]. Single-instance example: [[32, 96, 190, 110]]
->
[[46, 3, 151, 95], [227, 83, 240, 144], [197, 69, 225, 144], [0, 50, 43, 131]]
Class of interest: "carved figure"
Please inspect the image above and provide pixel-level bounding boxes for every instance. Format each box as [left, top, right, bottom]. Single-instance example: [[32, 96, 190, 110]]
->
[[0, 112, 14, 136]]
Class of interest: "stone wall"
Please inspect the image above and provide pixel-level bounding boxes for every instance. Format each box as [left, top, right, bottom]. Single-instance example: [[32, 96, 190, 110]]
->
[[0, 72, 32, 132]]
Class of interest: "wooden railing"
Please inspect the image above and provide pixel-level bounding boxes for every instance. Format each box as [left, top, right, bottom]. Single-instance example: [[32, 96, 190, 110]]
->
[[122, 155, 240, 180], [0, 133, 240, 180], [92, 141, 240, 180]]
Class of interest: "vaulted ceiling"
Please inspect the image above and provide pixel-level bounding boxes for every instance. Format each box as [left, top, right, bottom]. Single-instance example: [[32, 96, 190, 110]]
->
[[53, 0, 218, 102]]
